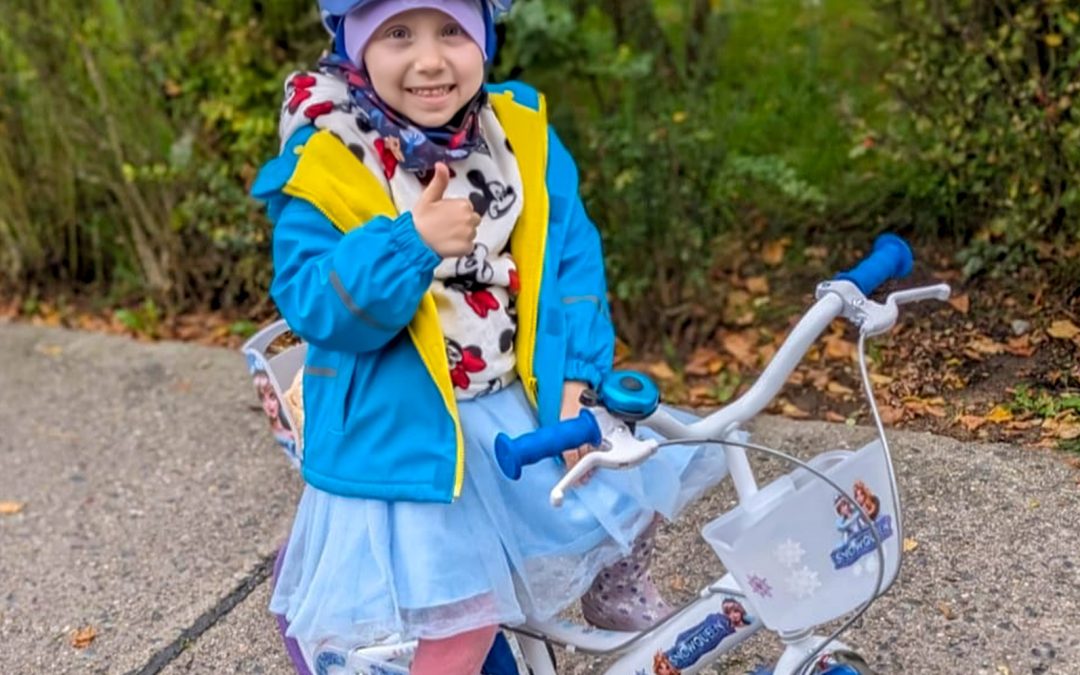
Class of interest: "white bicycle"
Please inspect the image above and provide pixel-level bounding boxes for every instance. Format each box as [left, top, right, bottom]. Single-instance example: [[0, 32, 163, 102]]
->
[[243, 234, 950, 675]]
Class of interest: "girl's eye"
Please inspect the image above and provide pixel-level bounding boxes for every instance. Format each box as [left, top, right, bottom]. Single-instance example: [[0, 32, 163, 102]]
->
[[442, 23, 465, 37], [386, 26, 410, 40]]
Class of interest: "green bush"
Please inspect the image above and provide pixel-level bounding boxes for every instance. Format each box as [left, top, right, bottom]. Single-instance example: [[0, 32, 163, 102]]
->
[[497, 0, 890, 346], [0, 0, 324, 306], [878, 0, 1080, 276], [2, 0, 889, 346]]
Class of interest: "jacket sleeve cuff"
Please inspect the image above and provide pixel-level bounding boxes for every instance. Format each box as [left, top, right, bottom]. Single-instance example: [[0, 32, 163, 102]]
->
[[389, 212, 441, 271], [565, 360, 605, 390]]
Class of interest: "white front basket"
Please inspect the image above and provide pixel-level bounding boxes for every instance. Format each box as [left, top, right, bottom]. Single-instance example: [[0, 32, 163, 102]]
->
[[701, 441, 900, 634]]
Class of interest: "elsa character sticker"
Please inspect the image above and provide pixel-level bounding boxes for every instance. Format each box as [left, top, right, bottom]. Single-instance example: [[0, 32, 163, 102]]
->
[[651, 601, 749, 673], [830, 480, 893, 570]]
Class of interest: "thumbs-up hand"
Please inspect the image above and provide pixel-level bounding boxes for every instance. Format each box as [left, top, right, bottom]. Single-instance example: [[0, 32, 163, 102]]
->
[[412, 163, 481, 258]]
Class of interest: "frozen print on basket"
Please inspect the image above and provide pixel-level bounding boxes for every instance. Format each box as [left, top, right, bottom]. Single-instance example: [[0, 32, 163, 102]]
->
[[650, 599, 754, 674], [246, 352, 299, 463], [829, 480, 893, 571]]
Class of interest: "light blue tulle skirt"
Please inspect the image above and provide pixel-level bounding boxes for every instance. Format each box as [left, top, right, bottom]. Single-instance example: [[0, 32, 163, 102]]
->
[[270, 382, 730, 647]]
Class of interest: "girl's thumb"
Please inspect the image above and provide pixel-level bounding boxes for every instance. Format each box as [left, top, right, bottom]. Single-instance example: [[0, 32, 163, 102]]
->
[[420, 163, 450, 203]]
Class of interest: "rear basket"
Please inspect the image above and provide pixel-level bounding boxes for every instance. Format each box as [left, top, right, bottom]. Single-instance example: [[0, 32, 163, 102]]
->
[[241, 320, 307, 468]]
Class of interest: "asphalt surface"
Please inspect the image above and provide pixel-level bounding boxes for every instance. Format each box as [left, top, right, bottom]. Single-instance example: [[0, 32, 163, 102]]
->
[[1, 322, 1077, 674]]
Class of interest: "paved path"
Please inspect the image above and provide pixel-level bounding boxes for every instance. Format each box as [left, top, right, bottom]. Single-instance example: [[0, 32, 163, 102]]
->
[[1, 323, 1077, 674]]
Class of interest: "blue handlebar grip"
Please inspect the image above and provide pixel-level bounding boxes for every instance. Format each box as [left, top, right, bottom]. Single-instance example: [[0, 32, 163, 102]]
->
[[835, 234, 914, 295], [495, 410, 602, 480]]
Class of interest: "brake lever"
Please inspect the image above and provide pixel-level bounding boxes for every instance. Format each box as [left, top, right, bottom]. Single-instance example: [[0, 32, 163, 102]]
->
[[550, 451, 601, 507], [549, 415, 660, 507], [886, 283, 952, 307], [862, 282, 952, 336], [818, 281, 952, 337]]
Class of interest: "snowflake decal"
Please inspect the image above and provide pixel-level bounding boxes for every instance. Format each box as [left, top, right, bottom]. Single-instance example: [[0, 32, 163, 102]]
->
[[785, 566, 822, 599], [775, 539, 806, 568], [747, 573, 773, 598]]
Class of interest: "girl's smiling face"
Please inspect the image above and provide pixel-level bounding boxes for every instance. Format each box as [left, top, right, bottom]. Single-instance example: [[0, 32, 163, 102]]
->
[[362, 8, 484, 127]]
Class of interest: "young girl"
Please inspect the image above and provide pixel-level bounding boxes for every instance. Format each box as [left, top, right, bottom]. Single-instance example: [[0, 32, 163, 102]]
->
[[252, 1, 729, 672]]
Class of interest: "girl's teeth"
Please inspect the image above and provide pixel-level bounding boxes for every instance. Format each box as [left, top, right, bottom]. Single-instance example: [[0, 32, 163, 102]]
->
[[411, 87, 450, 97]]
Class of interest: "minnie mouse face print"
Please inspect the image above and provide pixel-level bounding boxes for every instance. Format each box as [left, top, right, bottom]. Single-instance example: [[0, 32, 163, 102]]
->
[[445, 337, 487, 390]]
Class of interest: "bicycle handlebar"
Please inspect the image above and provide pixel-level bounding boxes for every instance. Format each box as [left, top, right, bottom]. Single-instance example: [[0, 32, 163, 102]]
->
[[835, 234, 913, 295], [496, 410, 603, 480]]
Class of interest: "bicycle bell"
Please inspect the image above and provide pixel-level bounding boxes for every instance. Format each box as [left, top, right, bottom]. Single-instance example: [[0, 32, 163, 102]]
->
[[586, 370, 661, 422]]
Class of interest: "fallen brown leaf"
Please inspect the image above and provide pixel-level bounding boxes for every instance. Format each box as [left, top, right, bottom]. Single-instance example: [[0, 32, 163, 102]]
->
[[948, 294, 970, 314], [34, 344, 64, 358], [1048, 319, 1080, 340], [826, 381, 855, 397], [71, 626, 97, 649], [1006, 419, 1040, 431], [762, 239, 791, 267], [903, 538, 919, 553], [985, 405, 1014, 424], [806, 368, 830, 390], [685, 347, 724, 377], [956, 414, 987, 432], [965, 336, 1005, 357], [780, 401, 811, 419], [0, 501, 26, 515], [937, 601, 956, 620], [646, 361, 676, 381], [942, 372, 968, 390], [825, 411, 846, 423], [721, 331, 758, 367], [745, 276, 770, 295], [36, 305, 63, 328], [869, 373, 894, 386], [878, 405, 905, 425], [823, 332, 856, 361], [903, 396, 947, 418], [688, 386, 716, 405], [1043, 414, 1080, 440], [1004, 335, 1036, 357]]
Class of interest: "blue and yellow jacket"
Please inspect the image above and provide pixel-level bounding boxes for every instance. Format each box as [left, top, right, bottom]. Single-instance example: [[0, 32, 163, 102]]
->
[[252, 82, 615, 503]]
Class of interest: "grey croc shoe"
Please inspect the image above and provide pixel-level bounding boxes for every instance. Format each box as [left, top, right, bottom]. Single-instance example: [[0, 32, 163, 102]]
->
[[580, 518, 673, 631]]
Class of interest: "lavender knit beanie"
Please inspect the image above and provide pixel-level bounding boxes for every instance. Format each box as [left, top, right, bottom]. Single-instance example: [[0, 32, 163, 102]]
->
[[343, 0, 487, 66]]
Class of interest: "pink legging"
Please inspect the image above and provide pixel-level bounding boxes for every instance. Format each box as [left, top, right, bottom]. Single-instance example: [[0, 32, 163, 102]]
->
[[411, 625, 498, 675]]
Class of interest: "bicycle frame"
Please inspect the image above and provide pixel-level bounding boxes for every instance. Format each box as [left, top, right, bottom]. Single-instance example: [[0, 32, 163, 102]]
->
[[244, 235, 951, 675], [491, 278, 950, 675]]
